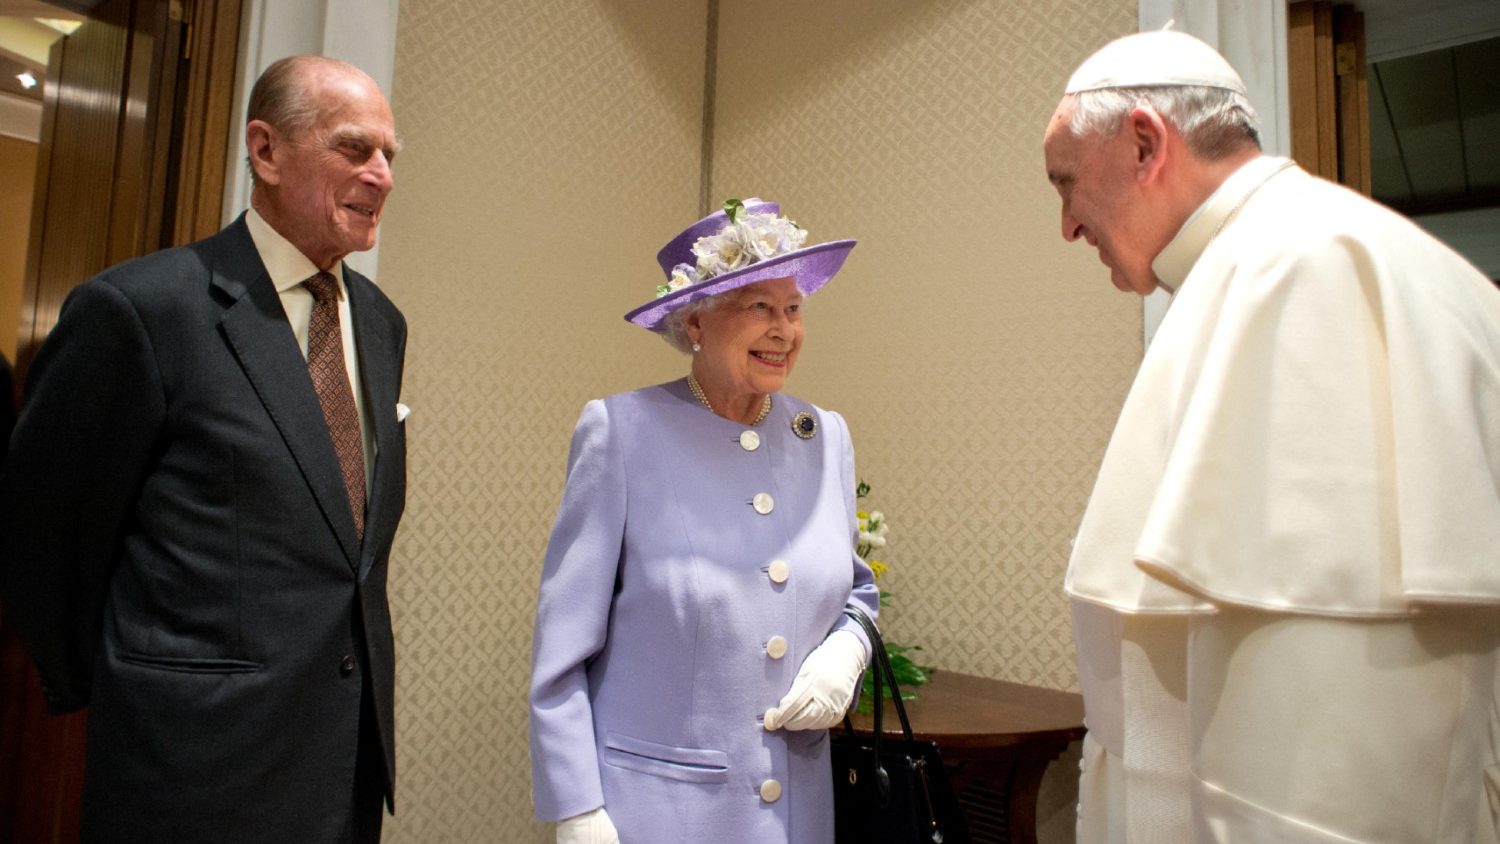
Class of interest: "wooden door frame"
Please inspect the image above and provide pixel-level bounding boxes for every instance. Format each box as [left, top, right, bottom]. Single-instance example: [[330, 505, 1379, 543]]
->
[[0, 1, 241, 840], [1289, 1, 1372, 195]]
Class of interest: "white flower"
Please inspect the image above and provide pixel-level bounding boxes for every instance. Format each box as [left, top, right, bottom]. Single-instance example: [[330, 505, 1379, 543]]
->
[[668, 263, 697, 292], [678, 206, 810, 285], [693, 230, 752, 278], [858, 511, 889, 548], [735, 213, 807, 260]]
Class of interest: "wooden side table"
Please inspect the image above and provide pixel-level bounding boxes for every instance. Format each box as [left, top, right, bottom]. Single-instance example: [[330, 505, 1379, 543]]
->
[[846, 670, 1085, 844]]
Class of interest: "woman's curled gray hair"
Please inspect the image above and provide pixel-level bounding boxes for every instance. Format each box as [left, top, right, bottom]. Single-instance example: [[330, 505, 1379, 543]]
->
[[659, 294, 724, 354], [1069, 84, 1261, 160], [658, 288, 810, 353]]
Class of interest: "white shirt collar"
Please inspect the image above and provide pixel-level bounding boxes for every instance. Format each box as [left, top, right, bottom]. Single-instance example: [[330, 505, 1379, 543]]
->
[[1153, 156, 1294, 292], [245, 208, 345, 297]]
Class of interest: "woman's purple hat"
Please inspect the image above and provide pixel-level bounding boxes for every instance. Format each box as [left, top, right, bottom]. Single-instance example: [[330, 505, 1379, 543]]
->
[[624, 198, 856, 331]]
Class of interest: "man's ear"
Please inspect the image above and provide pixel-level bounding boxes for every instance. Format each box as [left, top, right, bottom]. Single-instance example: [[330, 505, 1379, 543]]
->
[[245, 119, 281, 186], [1127, 105, 1170, 185]]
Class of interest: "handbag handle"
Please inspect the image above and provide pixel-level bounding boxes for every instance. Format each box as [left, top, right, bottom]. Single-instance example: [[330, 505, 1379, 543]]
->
[[842, 608, 917, 746], [841, 609, 954, 842]]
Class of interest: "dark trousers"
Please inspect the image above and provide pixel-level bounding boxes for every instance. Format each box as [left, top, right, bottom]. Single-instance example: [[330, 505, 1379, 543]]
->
[[349, 679, 387, 844]]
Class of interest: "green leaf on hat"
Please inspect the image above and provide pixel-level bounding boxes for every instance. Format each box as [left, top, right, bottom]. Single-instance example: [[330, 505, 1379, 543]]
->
[[723, 197, 744, 223]]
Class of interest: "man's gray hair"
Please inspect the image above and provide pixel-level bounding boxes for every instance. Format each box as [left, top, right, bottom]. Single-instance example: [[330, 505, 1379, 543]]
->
[[1069, 85, 1262, 159], [246, 55, 370, 186]]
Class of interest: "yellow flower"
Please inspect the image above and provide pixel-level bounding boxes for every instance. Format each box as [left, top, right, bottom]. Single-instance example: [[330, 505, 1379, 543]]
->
[[868, 560, 888, 579]]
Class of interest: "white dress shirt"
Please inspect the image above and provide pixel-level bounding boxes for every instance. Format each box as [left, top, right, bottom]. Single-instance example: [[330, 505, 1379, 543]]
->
[[245, 208, 374, 493]]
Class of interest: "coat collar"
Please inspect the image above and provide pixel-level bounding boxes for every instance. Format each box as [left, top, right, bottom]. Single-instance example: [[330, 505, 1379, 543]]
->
[[350, 271, 403, 573], [208, 215, 394, 571]]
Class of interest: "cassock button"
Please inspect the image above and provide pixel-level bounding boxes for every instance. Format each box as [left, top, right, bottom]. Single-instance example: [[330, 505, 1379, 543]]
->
[[739, 430, 761, 451], [760, 779, 783, 803], [340, 655, 355, 676], [752, 493, 775, 515], [766, 635, 788, 659], [768, 559, 790, 584]]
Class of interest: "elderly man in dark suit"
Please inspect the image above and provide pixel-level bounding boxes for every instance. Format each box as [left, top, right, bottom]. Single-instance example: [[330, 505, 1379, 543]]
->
[[0, 55, 407, 843]]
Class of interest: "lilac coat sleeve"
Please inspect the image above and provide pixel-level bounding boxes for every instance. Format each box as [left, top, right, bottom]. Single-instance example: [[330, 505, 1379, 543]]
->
[[529, 399, 621, 821], [830, 411, 879, 654]]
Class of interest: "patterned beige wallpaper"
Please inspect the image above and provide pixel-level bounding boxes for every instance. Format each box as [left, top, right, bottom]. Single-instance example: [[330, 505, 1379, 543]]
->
[[711, 3, 1133, 838], [379, 1, 706, 840], [713, 0, 1135, 691], [380, 1, 1133, 841]]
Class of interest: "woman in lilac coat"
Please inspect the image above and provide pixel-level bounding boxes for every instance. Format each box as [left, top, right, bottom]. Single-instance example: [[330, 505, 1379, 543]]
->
[[530, 199, 879, 843]]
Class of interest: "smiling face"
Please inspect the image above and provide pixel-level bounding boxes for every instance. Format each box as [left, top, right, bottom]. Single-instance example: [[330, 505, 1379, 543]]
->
[[1043, 97, 1160, 295], [248, 63, 399, 269], [688, 277, 804, 415]]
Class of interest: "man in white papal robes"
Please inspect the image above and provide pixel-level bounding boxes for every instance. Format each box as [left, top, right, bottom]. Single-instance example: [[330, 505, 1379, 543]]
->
[[1042, 30, 1500, 843]]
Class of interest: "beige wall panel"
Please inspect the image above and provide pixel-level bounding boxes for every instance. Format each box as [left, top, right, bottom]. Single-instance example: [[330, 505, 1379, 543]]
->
[[0, 136, 37, 362], [712, 6, 1135, 838], [384, 0, 1136, 840], [380, 1, 706, 840], [713, 0, 1136, 693], [712, 8, 1135, 836]]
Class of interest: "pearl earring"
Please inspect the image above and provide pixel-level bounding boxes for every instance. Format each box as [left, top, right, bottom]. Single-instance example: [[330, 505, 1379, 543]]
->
[[692, 342, 702, 352]]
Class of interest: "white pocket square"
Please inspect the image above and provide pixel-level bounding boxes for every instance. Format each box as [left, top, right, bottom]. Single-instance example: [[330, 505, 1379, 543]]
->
[[396, 403, 411, 422]]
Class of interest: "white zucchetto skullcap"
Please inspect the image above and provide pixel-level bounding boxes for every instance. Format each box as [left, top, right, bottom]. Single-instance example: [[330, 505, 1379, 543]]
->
[[1065, 30, 1246, 95]]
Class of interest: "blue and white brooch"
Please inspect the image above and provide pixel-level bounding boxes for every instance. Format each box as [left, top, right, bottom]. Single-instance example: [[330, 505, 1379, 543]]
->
[[791, 411, 817, 440]]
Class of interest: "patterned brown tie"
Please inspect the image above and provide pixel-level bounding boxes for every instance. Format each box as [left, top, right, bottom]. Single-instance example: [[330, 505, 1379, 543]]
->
[[304, 271, 366, 539]]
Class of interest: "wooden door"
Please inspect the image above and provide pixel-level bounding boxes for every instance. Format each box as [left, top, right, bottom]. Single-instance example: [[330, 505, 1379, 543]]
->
[[0, 0, 240, 840], [1289, 1, 1372, 195]]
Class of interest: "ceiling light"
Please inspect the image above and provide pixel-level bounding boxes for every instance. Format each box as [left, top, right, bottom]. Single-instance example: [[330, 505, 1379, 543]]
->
[[17, 71, 38, 90], [37, 19, 83, 37]]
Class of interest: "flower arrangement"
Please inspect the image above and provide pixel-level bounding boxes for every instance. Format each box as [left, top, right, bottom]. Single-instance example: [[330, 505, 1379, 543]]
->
[[854, 480, 930, 715], [655, 198, 809, 298]]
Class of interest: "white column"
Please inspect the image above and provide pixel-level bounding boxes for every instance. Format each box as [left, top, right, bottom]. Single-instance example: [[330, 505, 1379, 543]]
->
[[222, 0, 401, 281], [1138, 0, 1289, 347]]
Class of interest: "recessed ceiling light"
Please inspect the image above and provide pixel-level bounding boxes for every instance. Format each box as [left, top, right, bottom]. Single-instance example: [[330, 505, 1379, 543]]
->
[[37, 19, 83, 36], [17, 71, 38, 90]]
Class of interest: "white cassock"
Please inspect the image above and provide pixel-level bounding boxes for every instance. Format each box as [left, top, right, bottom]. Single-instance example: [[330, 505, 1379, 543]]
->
[[1068, 155, 1500, 843]]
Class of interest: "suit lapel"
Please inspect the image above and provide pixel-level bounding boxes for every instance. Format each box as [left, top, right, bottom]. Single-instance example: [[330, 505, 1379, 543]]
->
[[347, 268, 402, 576], [210, 220, 362, 569]]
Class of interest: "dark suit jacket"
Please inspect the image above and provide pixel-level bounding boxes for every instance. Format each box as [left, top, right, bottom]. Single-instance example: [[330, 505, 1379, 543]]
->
[[0, 216, 407, 842]]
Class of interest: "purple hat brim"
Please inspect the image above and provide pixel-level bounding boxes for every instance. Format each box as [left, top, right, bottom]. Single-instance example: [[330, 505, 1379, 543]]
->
[[624, 239, 856, 331]]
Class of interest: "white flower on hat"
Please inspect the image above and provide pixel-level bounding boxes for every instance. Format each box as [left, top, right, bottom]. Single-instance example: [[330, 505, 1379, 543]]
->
[[736, 213, 808, 261], [693, 230, 753, 278], [689, 199, 810, 281], [668, 263, 696, 290], [655, 263, 700, 298], [651, 199, 819, 300]]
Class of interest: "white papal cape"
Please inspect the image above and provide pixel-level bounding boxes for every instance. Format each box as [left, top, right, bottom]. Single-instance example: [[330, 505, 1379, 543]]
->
[[1068, 156, 1500, 843]]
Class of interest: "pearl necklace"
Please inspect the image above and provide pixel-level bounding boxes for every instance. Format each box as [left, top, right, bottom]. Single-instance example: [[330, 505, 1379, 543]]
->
[[687, 373, 772, 426]]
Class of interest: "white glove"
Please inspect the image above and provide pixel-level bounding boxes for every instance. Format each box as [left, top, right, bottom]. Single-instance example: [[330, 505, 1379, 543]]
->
[[763, 629, 868, 731], [556, 807, 619, 844]]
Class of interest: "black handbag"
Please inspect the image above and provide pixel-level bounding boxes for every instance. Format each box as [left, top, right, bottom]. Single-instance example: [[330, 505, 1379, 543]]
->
[[831, 610, 970, 844]]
